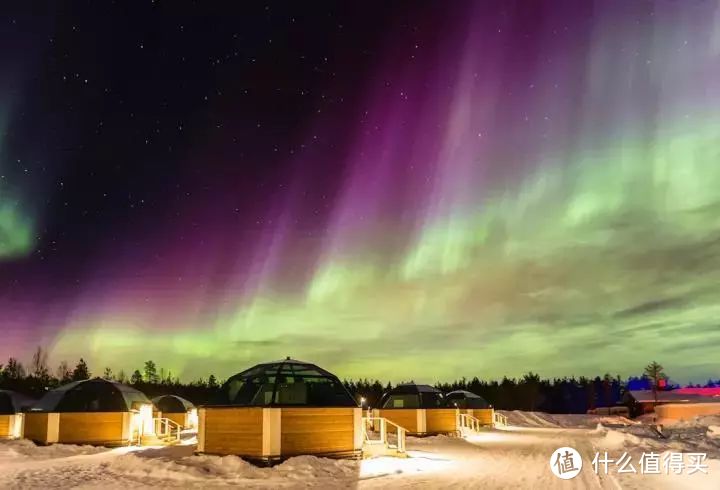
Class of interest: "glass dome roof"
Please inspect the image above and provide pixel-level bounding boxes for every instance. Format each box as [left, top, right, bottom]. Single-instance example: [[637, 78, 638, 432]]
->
[[215, 358, 357, 407], [0, 390, 35, 414], [380, 383, 444, 409], [444, 390, 490, 409], [152, 394, 195, 413], [30, 378, 151, 413]]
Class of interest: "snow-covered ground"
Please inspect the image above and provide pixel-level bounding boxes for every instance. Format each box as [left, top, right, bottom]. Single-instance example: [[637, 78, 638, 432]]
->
[[1, 413, 718, 489], [500, 409, 636, 428]]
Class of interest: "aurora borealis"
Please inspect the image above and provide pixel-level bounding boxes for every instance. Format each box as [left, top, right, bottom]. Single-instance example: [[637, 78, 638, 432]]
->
[[2, 1, 720, 383]]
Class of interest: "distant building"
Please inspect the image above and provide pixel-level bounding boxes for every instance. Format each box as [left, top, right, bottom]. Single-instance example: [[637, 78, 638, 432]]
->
[[24, 378, 155, 446], [622, 390, 720, 418], [444, 390, 490, 409], [379, 384, 444, 409], [152, 394, 197, 429], [673, 387, 720, 397]]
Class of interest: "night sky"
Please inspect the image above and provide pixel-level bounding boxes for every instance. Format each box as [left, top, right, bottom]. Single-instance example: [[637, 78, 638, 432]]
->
[[2, 1, 720, 383]]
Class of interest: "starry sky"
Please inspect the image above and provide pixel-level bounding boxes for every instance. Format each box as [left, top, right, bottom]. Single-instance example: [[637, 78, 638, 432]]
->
[[2, 1, 720, 384]]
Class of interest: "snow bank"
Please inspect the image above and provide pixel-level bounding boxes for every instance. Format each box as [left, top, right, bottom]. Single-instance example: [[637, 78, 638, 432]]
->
[[2, 412, 719, 489], [94, 452, 360, 486], [0, 439, 107, 462], [499, 410, 632, 428], [593, 424, 646, 450], [667, 414, 720, 429], [406, 435, 454, 446]]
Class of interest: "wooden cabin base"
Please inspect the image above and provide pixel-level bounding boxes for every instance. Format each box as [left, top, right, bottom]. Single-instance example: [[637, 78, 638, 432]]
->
[[163, 411, 189, 429], [373, 408, 459, 436], [197, 407, 363, 464], [655, 403, 720, 424], [0, 414, 23, 439], [464, 408, 495, 426], [23, 411, 139, 446]]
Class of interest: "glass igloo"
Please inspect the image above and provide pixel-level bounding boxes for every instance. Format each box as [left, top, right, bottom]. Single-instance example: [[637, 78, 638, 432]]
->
[[219, 357, 357, 407]]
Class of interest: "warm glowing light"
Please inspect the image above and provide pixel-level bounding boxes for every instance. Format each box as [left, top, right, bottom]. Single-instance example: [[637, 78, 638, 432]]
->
[[129, 411, 142, 443], [187, 408, 198, 429], [132, 403, 155, 436], [11, 414, 22, 438]]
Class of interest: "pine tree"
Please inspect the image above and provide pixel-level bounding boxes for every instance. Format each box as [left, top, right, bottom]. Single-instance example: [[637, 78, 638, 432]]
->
[[521, 372, 541, 411], [30, 346, 50, 379], [103, 367, 114, 380], [143, 360, 159, 384], [56, 361, 72, 383], [130, 369, 143, 385], [71, 358, 90, 381], [208, 374, 218, 388], [3, 358, 25, 379], [644, 361, 666, 412]]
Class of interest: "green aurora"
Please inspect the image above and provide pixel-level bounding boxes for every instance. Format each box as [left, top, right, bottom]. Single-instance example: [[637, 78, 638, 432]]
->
[[51, 121, 720, 383], [3, 2, 720, 385]]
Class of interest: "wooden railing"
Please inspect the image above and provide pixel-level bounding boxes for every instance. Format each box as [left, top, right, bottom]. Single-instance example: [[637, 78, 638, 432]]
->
[[362, 417, 407, 454], [457, 413, 482, 435], [493, 412, 508, 427], [131, 426, 142, 446], [154, 417, 182, 442]]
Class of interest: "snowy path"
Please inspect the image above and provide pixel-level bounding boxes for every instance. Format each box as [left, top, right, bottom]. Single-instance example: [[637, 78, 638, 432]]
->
[[1, 419, 718, 488], [361, 428, 621, 489], [364, 425, 719, 489]]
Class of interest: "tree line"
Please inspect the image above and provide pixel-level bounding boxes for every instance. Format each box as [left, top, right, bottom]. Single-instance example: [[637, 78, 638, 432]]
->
[[1, 348, 717, 413], [0, 347, 219, 403]]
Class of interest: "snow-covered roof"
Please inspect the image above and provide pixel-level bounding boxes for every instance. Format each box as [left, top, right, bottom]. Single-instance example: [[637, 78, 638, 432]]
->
[[625, 390, 720, 404], [674, 387, 720, 397]]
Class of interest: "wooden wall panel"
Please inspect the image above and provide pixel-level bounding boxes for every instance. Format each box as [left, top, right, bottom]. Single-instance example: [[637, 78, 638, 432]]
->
[[23, 412, 49, 443], [58, 412, 125, 445], [426, 409, 458, 434], [469, 408, 494, 425], [656, 403, 720, 422], [202, 407, 264, 457], [375, 409, 418, 433], [0, 415, 10, 437], [280, 408, 355, 457], [164, 412, 188, 428]]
